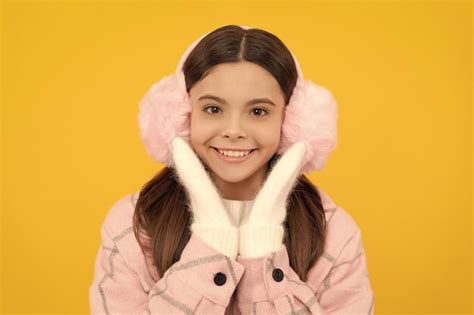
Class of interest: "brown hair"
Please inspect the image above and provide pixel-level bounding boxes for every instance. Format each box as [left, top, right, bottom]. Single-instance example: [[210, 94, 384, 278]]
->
[[133, 25, 327, 282]]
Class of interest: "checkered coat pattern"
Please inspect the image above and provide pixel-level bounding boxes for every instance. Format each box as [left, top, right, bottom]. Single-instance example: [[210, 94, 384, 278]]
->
[[89, 189, 375, 314]]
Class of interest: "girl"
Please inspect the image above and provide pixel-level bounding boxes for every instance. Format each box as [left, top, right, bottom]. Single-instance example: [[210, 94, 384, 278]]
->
[[89, 24, 375, 314]]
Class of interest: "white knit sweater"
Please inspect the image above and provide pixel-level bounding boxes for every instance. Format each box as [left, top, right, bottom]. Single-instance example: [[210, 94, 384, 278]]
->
[[221, 198, 255, 227]]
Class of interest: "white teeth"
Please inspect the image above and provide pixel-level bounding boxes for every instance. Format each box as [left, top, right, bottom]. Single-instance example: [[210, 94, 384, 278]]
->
[[217, 149, 251, 157]]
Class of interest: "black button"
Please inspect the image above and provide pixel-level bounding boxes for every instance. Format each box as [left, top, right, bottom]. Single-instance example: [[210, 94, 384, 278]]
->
[[272, 268, 284, 282], [214, 272, 227, 286]]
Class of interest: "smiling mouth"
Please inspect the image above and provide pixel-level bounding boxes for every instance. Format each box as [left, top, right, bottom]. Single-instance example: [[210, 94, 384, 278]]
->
[[211, 147, 256, 153]]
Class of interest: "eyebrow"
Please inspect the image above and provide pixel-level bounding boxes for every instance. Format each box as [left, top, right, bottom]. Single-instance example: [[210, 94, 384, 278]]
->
[[198, 94, 276, 107]]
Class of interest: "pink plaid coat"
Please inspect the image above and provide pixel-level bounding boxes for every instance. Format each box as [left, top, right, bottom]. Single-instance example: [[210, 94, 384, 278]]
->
[[89, 189, 375, 314]]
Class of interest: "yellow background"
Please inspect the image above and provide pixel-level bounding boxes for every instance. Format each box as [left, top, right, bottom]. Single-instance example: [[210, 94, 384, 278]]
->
[[1, 1, 472, 314]]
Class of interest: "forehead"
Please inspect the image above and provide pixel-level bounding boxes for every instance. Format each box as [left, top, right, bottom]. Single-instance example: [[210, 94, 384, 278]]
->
[[189, 62, 285, 103]]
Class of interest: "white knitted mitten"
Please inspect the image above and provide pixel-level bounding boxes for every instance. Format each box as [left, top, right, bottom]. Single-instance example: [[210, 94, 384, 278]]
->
[[171, 137, 238, 260], [239, 142, 307, 258]]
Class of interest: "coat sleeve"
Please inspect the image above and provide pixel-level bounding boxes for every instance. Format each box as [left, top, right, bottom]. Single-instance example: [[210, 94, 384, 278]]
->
[[89, 224, 150, 315], [89, 223, 246, 314], [270, 227, 375, 315]]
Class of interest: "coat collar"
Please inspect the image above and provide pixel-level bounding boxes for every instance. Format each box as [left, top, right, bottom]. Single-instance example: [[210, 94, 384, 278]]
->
[[317, 187, 337, 210]]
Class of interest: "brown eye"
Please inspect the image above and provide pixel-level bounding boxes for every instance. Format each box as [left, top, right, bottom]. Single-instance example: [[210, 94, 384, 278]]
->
[[203, 105, 221, 114], [252, 108, 269, 117]]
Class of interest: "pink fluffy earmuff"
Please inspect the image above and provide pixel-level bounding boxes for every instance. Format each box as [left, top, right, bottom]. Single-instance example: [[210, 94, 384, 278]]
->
[[137, 25, 338, 174]]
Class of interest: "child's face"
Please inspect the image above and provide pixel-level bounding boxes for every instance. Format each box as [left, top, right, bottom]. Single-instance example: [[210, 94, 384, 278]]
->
[[189, 61, 286, 199]]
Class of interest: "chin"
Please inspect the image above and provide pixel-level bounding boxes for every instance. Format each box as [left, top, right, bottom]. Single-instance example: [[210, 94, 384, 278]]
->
[[212, 168, 254, 184]]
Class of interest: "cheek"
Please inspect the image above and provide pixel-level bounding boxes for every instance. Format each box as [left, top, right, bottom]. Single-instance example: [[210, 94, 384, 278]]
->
[[189, 112, 202, 144], [190, 115, 217, 144], [250, 121, 282, 148]]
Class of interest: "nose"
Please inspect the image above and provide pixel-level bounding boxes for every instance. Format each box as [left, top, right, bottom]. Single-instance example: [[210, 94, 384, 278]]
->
[[221, 116, 247, 139]]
